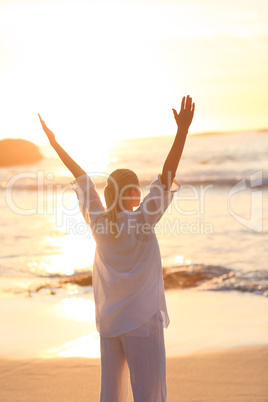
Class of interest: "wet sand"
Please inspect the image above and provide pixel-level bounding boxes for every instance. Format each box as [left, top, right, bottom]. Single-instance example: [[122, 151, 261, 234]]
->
[[0, 345, 267, 401]]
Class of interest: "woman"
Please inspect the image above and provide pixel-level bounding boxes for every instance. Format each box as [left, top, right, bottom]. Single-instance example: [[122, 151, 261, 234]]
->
[[38, 95, 195, 402]]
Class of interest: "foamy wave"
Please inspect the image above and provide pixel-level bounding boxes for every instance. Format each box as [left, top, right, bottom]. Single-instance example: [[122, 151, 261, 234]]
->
[[196, 268, 268, 296], [3, 264, 268, 297], [163, 265, 268, 297]]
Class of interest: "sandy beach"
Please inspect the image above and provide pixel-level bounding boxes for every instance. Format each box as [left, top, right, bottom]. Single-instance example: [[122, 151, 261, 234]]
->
[[1, 0, 268, 400], [0, 345, 267, 401]]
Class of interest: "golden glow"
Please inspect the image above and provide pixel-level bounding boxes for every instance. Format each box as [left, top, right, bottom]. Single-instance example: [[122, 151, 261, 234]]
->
[[1, 0, 267, 145], [48, 334, 100, 358], [41, 333, 100, 358], [28, 234, 96, 276], [67, 138, 112, 174], [174, 255, 184, 264], [0, 1, 173, 144], [174, 255, 192, 265], [40, 296, 100, 358], [55, 297, 95, 322]]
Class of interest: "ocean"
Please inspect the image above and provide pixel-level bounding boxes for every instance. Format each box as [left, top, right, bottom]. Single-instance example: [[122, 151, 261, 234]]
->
[[1, 131, 267, 291], [0, 130, 267, 358]]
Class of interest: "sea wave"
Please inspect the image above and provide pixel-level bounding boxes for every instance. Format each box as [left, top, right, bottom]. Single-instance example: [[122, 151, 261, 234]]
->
[[1, 176, 268, 191], [2, 264, 268, 297], [163, 265, 268, 296]]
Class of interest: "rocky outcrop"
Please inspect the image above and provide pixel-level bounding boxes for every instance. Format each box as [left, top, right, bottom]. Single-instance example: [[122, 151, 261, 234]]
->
[[0, 139, 43, 166], [59, 274, 93, 287]]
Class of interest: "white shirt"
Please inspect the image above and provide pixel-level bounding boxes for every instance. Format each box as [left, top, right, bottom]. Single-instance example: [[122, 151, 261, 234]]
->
[[71, 174, 181, 337]]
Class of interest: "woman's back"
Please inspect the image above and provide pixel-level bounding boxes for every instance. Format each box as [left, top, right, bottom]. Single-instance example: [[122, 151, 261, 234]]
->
[[71, 174, 180, 336]]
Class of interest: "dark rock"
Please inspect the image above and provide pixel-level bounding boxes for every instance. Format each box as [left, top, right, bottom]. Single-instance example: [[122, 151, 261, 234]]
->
[[163, 267, 207, 290], [59, 274, 93, 287], [0, 138, 43, 166]]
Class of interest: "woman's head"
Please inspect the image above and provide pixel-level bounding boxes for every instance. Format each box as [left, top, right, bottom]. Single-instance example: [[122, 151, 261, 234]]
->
[[104, 169, 141, 237]]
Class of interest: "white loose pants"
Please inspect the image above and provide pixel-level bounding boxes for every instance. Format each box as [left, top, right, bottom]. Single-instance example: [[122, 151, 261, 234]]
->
[[100, 311, 167, 402]]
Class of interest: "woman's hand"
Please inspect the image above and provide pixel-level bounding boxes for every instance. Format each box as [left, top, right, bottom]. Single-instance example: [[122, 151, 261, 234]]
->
[[37, 113, 85, 178], [172, 95, 195, 132], [161, 95, 195, 189], [38, 114, 56, 145]]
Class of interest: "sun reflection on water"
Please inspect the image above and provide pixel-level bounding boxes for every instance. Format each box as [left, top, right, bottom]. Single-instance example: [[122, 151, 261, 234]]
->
[[42, 333, 101, 359], [29, 233, 96, 276], [55, 296, 95, 322], [40, 296, 100, 358], [68, 138, 112, 174], [174, 255, 192, 265]]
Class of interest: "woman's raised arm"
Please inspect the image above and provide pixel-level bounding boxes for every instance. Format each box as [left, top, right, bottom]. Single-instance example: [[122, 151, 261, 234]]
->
[[161, 95, 195, 189], [38, 114, 86, 178]]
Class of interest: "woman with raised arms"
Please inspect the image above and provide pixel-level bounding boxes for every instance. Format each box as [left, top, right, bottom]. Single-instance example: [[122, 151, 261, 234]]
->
[[38, 95, 195, 402]]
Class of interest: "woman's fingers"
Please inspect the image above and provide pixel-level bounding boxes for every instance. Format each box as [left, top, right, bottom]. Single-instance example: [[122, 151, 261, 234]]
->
[[173, 95, 195, 129], [37, 113, 46, 128], [175, 95, 193, 114], [180, 95, 193, 111], [186, 95, 192, 111], [180, 96, 186, 111], [172, 108, 178, 118]]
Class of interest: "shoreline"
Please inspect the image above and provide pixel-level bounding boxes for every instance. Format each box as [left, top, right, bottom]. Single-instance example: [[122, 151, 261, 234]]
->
[[0, 345, 267, 401], [1, 287, 268, 360], [2, 263, 267, 297]]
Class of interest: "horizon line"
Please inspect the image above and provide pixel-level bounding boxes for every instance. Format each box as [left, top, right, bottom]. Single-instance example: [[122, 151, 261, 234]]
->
[[0, 127, 267, 146]]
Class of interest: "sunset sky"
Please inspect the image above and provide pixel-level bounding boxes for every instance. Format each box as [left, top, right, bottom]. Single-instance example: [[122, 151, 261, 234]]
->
[[0, 0, 267, 145]]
